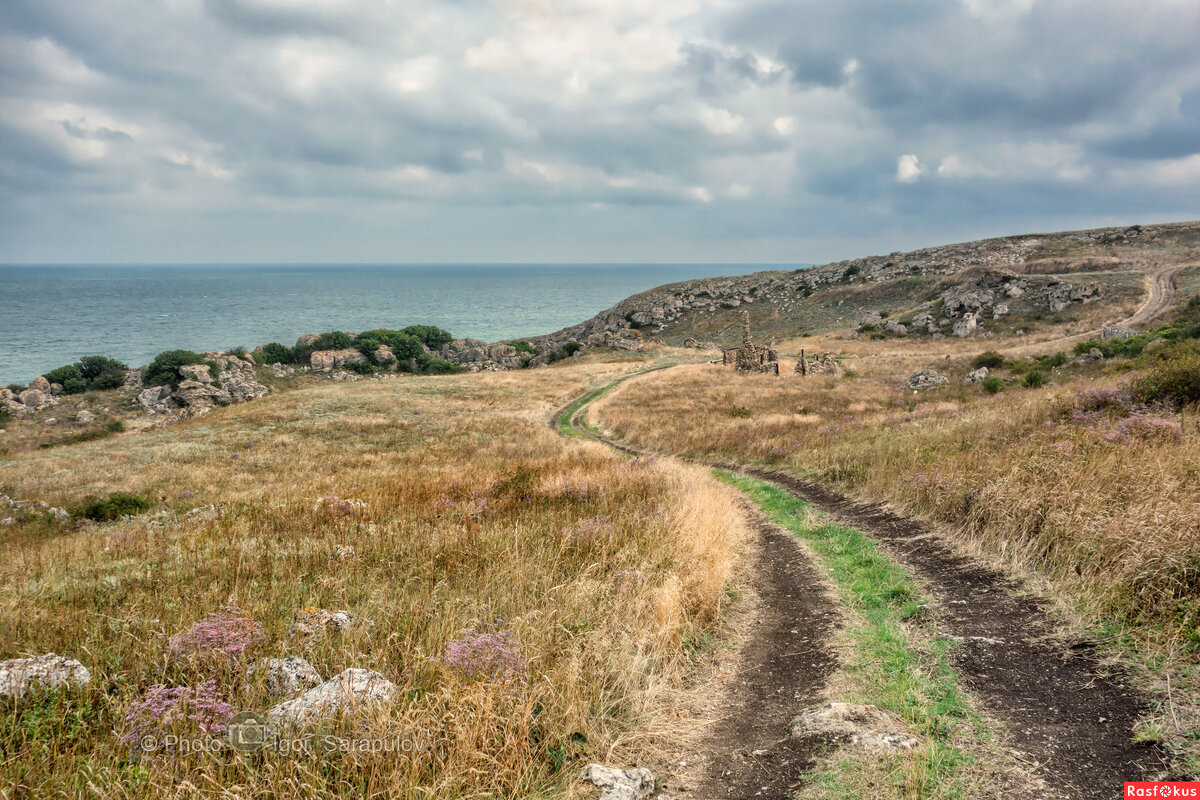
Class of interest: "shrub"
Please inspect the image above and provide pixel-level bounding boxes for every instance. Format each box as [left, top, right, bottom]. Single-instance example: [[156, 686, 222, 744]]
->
[[981, 377, 1005, 394], [443, 629, 528, 683], [511, 340, 537, 355], [546, 341, 584, 364], [842, 264, 861, 279], [1022, 370, 1047, 388], [728, 406, 752, 418], [43, 356, 128, 394], [254, 342, 294, 365], [166, 604, 263, 660], [1129, 349, 1200, 408], [346, 359, 375, 375], [228, 346, 247, 358], [1033, 351, 1069, 369], [401, 325, 453, 350], [143, 350, 205, 387], [81, 492, 150, 521], [972, 351, 1006, 370]]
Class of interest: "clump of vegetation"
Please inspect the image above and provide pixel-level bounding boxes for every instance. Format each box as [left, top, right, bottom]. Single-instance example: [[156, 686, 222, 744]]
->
[[546, 341, 584, 364], [1022, 370, 1047, 388], [345, 359, 376, 375], [253, 342, 294, 365], [38, 420, 125, 449], [80, 492, 150, 521], [981, 376, 1005, 394], [1129, 347, 1200, 409], [1075, 301, 1200, 358], [510, 340, 538, 355], [43, 356, 129, 394], [842, 264, 861, 280], [972, 351, 1005, 370], [728, 406, 752, 418], [142, 350, 205, 387]]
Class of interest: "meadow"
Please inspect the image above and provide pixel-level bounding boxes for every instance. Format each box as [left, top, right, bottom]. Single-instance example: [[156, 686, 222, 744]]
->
[[0, 360, 749, 798]]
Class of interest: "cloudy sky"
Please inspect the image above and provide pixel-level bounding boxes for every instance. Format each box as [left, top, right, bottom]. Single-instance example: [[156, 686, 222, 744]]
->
[[2, 0, 1198, 263]]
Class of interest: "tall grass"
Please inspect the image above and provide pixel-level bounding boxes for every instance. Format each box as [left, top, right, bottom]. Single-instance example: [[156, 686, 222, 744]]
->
[[0, 366, 749, 798]]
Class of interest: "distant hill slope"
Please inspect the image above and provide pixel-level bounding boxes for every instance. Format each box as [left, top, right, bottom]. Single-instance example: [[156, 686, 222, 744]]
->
[[530, 220, 1200, 351]]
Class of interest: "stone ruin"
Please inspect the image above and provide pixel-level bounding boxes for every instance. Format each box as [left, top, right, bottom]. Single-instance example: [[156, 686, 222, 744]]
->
[[722, 312, 778, 374], [795, 349, 840, 377]]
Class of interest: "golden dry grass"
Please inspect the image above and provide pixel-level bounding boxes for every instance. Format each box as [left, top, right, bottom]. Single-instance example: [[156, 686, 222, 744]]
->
[[0, 362, 750, 798], [591, 357, 1200, 642]]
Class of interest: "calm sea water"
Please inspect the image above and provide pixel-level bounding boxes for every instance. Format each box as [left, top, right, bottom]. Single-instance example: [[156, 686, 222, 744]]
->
[[0, 263, 787, 385]]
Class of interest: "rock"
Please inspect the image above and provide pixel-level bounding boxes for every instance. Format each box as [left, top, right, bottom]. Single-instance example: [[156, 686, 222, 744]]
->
[[964, 366, 989, 385], [28, 376, 51, 393], [178, 364, 214, 383], [952, 312, 978, 337], [43, 417, 57, 426], [841, 330, 858, 340], [905, 370, 949, 390], [295, 334, 321, 348], [1098, 325, 1137, 340], [310, 349, 365, 371], [1142, 338, 1168, 353], [292, 608, 356, 636], [992, 304, 1009, 318], [0, 654, 91, 700], [174, 380, 231, 410], [883, 319, 907, 335], [248, 656, 323, 696], [790, 702, 919, 753], [49, 383, 63, 396], [266, 668, 396, 730], [373, 345, 396, 365], [581, 764, 656, 800], [75, 410, 95, 425], [18, 389, 56, 411], [859, 311, 883, 326]]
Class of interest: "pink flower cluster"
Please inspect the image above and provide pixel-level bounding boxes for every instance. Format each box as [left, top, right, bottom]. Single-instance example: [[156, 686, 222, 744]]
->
[[119, 680, 235, 750], [166, 603, 263, 660], [443, 629, 528, 683], [1105, 413, 1183, 444]]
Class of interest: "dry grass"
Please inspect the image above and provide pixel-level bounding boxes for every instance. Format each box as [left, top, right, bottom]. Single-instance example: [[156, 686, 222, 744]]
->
[[0, 362, 749, 798], [591, 356, 1200, 642]]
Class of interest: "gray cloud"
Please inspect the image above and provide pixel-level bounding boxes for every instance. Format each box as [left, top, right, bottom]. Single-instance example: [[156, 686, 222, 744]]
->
[[1, 0, 1198, 263]]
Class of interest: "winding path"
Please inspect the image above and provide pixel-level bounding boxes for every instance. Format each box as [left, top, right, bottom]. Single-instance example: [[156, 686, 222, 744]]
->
[[554, 369, 1171, 798]]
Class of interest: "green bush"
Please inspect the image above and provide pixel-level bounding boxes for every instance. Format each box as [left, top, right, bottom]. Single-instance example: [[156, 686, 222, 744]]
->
[[842, 264, 861, 279], [728, 406, 752, 418], [971, 351, 1005, 370], [400, 325, 453, 350], [546, 341, 584, 364], [1129, 348, 1200, 408], [43, 356, 128, 394], [254, 342, 295, 365], [1022, 370, 1047, 388], [143, 350, 205, 387], [981, 376, 1005, 394], [228, 346, 247, 358], [81, 492, 149, 521], [346, 360, 375, 375], [1033, 351, 1069, 369], [511, 340, 538, 355]]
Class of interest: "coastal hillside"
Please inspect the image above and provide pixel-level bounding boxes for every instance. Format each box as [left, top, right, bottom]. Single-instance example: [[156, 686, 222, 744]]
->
[[529, 220, 1200, 353]]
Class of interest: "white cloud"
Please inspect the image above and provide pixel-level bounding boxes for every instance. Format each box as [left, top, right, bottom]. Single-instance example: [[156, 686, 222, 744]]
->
[[773, 116, 795, 135], [896, 154, 922, 183], [387, 57, 440, 94], [696, 104, 744, 135]]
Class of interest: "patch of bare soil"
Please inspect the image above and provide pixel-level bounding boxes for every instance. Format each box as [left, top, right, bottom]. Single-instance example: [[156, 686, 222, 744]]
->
[[749, 468, 1172, 798], [658, 512, 840, 799]]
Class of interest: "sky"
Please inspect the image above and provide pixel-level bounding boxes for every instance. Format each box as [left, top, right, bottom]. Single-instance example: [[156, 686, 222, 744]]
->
[[1, 0, 1198, 264]]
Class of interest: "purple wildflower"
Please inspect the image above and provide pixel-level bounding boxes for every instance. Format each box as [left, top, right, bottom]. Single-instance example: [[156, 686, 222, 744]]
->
[[1116, 413, 1183, 442], [568, 514, 615, 544], [119, 680, 235, 750], [443, 629, 528, 682], [166, 603, 262, 660]]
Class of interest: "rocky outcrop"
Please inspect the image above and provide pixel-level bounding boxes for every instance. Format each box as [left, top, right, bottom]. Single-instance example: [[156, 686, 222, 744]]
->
[[0, 654, 91, 700], [248, 656, 323, 696], [292, 608, 356, 636], [964, 367, 989, 385], [1098, 325, 1137, 340], [134, 352, 269, 416], [310, 349, 365, 371], [266, 668, 396, 730], [905, 370, 949, 390]]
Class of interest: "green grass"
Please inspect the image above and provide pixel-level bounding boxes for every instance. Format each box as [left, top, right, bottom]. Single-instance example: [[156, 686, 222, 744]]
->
[[715, 472, 992, 798]]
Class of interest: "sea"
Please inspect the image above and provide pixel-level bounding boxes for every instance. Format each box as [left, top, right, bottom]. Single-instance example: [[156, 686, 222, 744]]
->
[[0, 263, 793, 385]]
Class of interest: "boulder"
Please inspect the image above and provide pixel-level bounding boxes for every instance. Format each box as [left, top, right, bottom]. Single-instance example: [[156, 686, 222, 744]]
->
[[372, 345, 396, 365], [992, 304, 1009, 318], [905, 370, 949, 390], [247, 656, 323, 697], [883, 319, 907, 335], [581, 764, 656, 800], [28, 376, 51, 393], [295, 334, 321, 349], [18, 389, 57, 411], [178, 364, 213, 383], [964, 366, 989, 385], [951, 313, 978, 338], [75, 410, 95, 425], [1098, 325, 1137, 340], [310, 349, 365, 371], [266, 668, 396, 730], [0, 654, 91, 700]]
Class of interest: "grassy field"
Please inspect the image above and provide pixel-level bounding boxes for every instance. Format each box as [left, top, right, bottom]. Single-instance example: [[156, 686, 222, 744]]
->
[[0, 360, 750, 798]]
